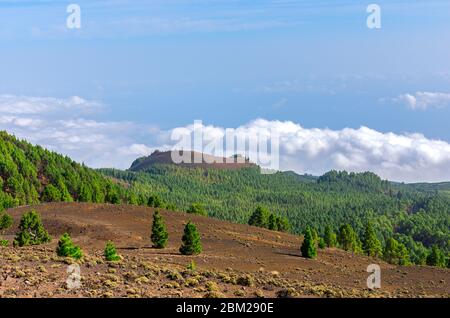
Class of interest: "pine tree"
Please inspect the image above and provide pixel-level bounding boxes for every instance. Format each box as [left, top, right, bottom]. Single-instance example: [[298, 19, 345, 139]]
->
[[383, 237, 398, 264], [318, 237, 326, 249], [57, 180, 73, 202], [0, 212, 13, 245], [324, 225, 337, 247], [179, 221, 202, 255], [396, 243, 410, 265], [42, 184, 62, 202], [394, 234, 428, 265], [426, 245, 446, 268], [151, 210, 169, 248], [104, 241, 121, 262], [138, 194, 148, 205], [300, 227, 317, 259], [355, 236, 363, 254], [384, 238, 410, 265], [106, 187, 120, 204], [78, 184, 92, 202], [267, 214, 290, 232], [127, 192, 139, 205], [268, 214, 278, 231], [248, 206, 269, 228], [363, 222, 383, 257], [13, 210, 51, 247], [187, 203, 207, 216], [0, 212, 13, 231], [165, 203, 177, 211], [147, 195, 163, 208], [311, 227, 319, 245], [56, 233, 83, 259], [92, 183, 105, 203], [276, 216, 290, 233], [338, 224, 360, 253]]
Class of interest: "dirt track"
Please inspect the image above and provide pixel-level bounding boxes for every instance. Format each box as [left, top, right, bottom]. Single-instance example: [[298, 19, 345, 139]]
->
[[1, 202, 449, 298]]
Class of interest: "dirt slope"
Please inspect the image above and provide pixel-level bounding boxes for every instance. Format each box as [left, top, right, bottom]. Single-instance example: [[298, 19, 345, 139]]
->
[[1, 203, 449, 298]]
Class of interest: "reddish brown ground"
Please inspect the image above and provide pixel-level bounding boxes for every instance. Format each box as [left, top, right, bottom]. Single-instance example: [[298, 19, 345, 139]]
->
[[1, 202, 449, 298]]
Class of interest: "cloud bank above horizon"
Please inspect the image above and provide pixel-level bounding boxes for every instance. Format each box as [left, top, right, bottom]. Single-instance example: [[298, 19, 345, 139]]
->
[[1, 94, 450, 183], [392, 92, 450, 110]]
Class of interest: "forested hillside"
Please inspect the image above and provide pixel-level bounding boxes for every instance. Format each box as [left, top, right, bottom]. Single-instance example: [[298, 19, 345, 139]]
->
[[404, 182, 450, 198], [0, 130, 448, 268], [100, 164, 450, 266], [0, 131, 127, 210]]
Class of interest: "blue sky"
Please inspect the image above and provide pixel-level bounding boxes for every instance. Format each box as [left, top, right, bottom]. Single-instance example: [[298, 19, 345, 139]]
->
[[1, 0, 450, 181]]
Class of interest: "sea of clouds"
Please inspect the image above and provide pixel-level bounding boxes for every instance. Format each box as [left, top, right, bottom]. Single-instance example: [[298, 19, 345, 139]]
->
[[1, 94, 449, 183]]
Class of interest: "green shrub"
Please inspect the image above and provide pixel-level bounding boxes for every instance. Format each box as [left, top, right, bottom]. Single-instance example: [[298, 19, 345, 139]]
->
[[426, 245, 446, 268], [187, 260, 197, 271], [0, 213, 13, 231], [318, 237, 326, 249], [237, 274, 254, 287], [300, 227, 317, 259], [179, 221, 202, 255], [205, 281, 219, 292], [268, 213, 291, 232], [13, 210, 51, 247], [186, 203, 207, 216], [363, 222, 383, 257], [248, 206, 269, 228], [165, 203, 177, 211], [384, 238, 410, 265], [151, 210, 169, 248], [104, 241, 121, 262], [56, 233, 83, 259], [324, 225, 337, 248], [338, 224, 362, 253], [42, 184, 62, 202], [0, 213, 13, 247], [147, 195, 163, 208]]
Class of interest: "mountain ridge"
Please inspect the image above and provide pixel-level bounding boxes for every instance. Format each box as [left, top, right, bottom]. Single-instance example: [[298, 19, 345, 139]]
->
[[129, 150, 256, 171]]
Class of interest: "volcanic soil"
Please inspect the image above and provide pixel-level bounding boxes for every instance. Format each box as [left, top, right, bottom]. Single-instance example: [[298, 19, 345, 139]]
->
[[1, 202, 449, 298]]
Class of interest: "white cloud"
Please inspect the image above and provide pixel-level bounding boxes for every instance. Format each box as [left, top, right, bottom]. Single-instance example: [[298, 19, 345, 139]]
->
[[393, 91, 450, 110], [1, 95, 450, 182], [0, 95, 156, 169], [0, 94, 102, 115], [162, 119, 450, 183]]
